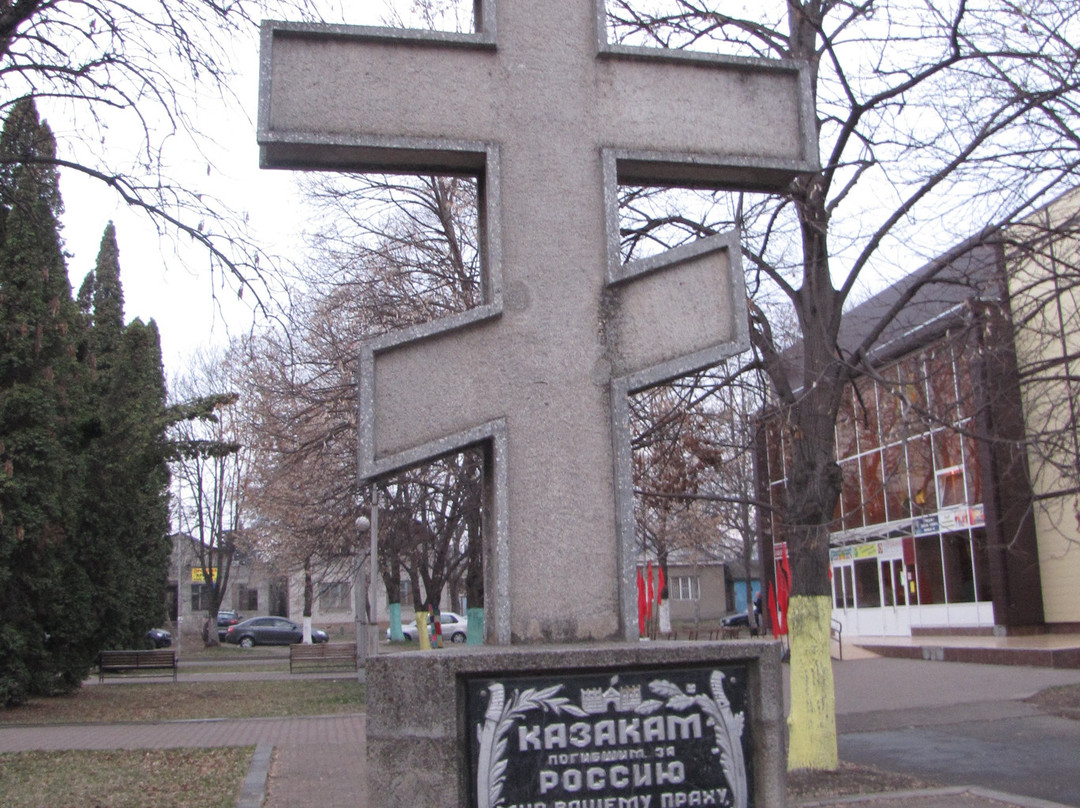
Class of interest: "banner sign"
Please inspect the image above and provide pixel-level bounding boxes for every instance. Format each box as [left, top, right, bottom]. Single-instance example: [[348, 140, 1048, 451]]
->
[[191, 567, 217, 583], [466, 665, 752, 808], [913, 515, 939, 536]]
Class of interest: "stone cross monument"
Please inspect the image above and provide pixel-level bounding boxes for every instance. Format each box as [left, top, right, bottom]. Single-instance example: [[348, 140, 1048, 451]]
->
[[259, 0, 815, 646]]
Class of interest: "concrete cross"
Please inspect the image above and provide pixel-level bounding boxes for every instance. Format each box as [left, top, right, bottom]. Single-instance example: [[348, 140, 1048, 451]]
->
[[259, 0, 816, 643]]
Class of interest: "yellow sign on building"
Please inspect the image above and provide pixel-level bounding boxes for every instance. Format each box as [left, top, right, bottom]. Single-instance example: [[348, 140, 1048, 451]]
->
[[191, 567, 217, 583]]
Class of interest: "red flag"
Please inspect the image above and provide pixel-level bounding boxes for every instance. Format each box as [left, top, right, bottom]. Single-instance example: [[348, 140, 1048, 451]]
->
[[646, 562, 654, 620], [637, 568, 647, 636], [657, 564, 665, 605], [774, 546, 791, 636]]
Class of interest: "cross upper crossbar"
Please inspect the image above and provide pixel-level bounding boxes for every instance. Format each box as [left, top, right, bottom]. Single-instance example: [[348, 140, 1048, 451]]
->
[[259, 0, 817, 643]]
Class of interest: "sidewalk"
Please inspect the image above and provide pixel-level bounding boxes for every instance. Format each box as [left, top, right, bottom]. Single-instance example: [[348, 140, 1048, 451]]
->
[[848, 631, 1080, 669]]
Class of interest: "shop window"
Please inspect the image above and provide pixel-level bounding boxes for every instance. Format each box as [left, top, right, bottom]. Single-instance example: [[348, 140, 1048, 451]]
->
[[885, 560, 907, 607], [913, 535, 945, 604], [839, 566, 854, 608], [853, 558, 881, 608], [834, 563, 857, 609], [906, 435, 937, 514], [860, 450, 887, 525], [877, 371, 904, 441], [933, 428, 963, 472], [318, 581, 352, 612], [854, 379, 880, 454], [840, 459, 862, 531], [942, 532, 977, 603], [936, 466, 966, 509], [883, 445, 910, 522], [670, 576, 700, 601], [899, 356, 928, 425], [926, 347, 959, 418]]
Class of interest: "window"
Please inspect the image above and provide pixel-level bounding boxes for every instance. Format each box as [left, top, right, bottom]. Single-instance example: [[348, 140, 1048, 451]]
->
[[238, 585, 258, 611], [318, 581, 351, 612], [942, 531, 976, 603], [670, 576, 699, 601], [832, 564, 855, 609], [853, 558, 880, 608], [191, 583, 210, 612], [913, 535, 945, 605], [936, 466, 966, 509]]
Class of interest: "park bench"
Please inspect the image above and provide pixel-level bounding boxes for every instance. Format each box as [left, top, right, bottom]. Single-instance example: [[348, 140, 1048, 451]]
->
[[289, 642, 358, 674], [98, 649, 177, 682]]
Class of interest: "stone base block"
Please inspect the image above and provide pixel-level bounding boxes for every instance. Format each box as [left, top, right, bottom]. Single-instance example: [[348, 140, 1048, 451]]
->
[[367, 641, 786, 808]]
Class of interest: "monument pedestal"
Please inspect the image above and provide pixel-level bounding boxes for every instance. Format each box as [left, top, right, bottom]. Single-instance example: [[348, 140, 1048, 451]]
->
[[367, 641, 786, 808]]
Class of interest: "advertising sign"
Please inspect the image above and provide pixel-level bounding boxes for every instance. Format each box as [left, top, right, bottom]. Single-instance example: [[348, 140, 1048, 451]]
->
[[913, 514, 939, 536], [191, 567, 217, 583], [467, 665, 752, 808]]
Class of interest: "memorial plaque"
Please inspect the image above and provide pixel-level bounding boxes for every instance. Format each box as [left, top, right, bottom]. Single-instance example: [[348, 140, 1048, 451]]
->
[[467, 666, 752, 808]]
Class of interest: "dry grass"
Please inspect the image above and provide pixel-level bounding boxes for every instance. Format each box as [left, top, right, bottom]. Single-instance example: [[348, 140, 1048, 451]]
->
[[1025, 682, 1080, 720], [787, 761, 936, 802], [0, 679, 364, 725], [0, 747, 252, 808]]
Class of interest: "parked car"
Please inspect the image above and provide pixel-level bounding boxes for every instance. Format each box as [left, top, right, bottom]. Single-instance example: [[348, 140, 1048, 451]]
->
[[146, 628, 172, 648], [216, 609, 242, 641], [386, 611, 468, 644], [224, 616, 328, 647], [721, 612, 750, 628]]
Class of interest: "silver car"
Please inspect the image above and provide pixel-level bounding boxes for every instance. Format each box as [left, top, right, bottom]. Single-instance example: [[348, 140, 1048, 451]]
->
[[387, 611, 469, 643]]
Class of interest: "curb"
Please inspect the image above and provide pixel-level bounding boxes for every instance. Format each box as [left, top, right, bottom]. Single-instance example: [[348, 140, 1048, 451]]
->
[[237, 743, 273, 808], [795, 785, 1077, 808]]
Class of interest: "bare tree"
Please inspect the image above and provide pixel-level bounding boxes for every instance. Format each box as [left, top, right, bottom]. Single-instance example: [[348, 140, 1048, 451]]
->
[[239, 172, 485, 639], [608, 0, 1080, 770], [0, 0, 322, 299], [169, 349, 245, 647]]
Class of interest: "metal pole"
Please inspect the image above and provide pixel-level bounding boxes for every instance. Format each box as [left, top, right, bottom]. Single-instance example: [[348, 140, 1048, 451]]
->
[[367, 486, 379, 657]]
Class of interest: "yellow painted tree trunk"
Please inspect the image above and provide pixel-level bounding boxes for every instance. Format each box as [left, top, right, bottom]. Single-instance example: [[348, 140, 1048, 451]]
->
[[417, 611, 432, 650], [786, 595, 838, 770]]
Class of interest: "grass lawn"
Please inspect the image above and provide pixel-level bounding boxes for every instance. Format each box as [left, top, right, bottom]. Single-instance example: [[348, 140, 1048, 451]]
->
[[0, 747, 253, 808], [0, 678, 364, 725]]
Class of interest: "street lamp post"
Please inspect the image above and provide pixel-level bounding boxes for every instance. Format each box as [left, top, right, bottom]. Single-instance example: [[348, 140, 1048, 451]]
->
[[355, 487, 379, 666]]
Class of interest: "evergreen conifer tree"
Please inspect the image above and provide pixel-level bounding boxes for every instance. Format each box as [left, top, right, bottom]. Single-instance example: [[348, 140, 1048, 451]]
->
[[0, 98, 95, 704], [80, 225, 171, 650]]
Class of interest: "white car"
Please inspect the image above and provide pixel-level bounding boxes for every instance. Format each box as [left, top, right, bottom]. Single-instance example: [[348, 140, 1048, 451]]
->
[[387, 611, 469, 643]]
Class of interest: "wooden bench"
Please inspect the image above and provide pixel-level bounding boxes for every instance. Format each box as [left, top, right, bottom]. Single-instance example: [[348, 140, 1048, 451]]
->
[[98, 649, 177, 682], [289, 642, 358, 674]]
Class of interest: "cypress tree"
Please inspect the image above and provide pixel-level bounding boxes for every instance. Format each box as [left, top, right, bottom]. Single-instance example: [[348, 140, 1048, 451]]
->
[[0, 98, 95, 704], [80, 225, 171, 650]]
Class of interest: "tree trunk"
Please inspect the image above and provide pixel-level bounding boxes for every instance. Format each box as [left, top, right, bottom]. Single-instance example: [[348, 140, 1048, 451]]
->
[[302, 556, 313, 644]]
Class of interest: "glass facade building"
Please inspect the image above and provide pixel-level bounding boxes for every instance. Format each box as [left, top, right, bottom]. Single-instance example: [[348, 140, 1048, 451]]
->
[[757, 244, 1045, 637]]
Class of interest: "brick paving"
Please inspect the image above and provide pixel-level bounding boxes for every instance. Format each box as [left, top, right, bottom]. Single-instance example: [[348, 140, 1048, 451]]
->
[[0, 714, 365, 753]]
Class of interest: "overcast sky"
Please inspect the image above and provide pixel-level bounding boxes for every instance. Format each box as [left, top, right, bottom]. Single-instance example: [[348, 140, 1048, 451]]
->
[[56, 2, 420, 381]]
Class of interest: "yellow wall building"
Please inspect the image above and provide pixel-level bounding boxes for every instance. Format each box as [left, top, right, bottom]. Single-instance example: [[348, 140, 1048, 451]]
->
[[1008, 188, 1080, 628]]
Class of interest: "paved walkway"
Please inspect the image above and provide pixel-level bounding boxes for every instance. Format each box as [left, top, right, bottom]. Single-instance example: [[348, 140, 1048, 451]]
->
[[2, 636, 1079, 808]]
